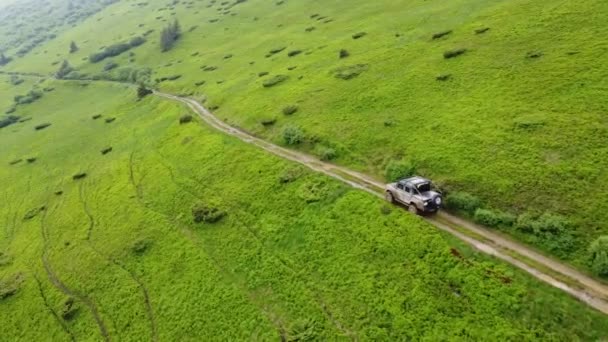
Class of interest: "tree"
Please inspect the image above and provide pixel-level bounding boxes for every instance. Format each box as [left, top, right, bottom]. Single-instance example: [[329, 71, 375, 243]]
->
[[69, 41, 78, 54], [160, 19, 181, 52], [589, 236, 608, 276], [0, 53, 12, 66], [55, 60, 73, 79], [137, 83, 152, 99]]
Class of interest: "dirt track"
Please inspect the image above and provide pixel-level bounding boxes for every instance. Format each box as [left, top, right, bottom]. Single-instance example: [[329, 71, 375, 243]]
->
[[155, 91, 608, 315]]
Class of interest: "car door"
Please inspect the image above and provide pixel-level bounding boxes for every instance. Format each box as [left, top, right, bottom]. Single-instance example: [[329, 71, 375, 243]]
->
[[400, 184, 413, 203], [395, 183, 408, 203]]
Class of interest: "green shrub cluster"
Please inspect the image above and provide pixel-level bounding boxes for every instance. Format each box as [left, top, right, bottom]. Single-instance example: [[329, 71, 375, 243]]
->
[[90, 37, 145, 63], [444, 192, 481, 214], [192, 202, 226, 223], [283, 125, 304, 145], [384, 160, 416, 182], [14, 89, 43, 105], [589, 236, 608, 276]]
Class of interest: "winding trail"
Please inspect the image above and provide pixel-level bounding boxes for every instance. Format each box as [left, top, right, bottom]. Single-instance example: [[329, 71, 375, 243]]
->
[[155, 91, 608, 315]]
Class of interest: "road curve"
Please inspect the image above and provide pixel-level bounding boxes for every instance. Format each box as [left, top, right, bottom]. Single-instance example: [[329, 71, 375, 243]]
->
[[155, 91, 608, 315]]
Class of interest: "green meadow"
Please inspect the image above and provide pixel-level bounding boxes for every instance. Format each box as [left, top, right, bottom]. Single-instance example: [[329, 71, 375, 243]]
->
[[1, 79, 608, 340], [3, 0, 606, 266]]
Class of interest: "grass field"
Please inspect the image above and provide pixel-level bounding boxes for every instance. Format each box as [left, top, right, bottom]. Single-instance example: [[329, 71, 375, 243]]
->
[[1, 79, 608, 340], [2, 0, 606, 267]]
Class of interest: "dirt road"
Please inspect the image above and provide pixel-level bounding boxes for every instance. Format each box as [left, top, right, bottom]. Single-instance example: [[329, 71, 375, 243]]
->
[[155, 91, 608, 315]]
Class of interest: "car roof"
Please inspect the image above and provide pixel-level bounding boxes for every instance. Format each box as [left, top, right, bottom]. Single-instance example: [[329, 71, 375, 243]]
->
[[398, 176, 430, 186]]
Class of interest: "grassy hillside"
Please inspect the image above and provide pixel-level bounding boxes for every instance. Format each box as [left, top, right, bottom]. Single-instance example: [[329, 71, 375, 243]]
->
[[1, 79, 608, 339], [1, 0, 605, 266]]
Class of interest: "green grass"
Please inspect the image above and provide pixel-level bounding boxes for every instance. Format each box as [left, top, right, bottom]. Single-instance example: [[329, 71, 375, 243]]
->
[[2, 79, 608, 339], [2, 0, 606, 266]]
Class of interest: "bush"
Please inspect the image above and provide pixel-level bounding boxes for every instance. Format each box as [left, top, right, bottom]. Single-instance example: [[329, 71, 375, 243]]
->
[[179, 114, 193, 124], [432, 30, 452, 40], [103, 61, 118, 71], [34, 123, 52, 130], [263, 75, 288, 88], [129, 36, 146, 47], [105, 117, 116, 123], [475, 27, 490, 34], [0, 274, 22, 300], [132, 239, 151, 255], [339, 49, 349, 59], [101, 147, 113, 155], [26, 157, 37, 163], [287, 50, 302, 57], [436, 74, 451, 81], [73, 173, 87, 180], [61, 297, 78, 320], [589, 236, 608, 276], [334, 64, 368, 80], [444, 192, 481, 214], [192, 202, 226, 223], [316, 146, 337, 161], [352, 32, 367, 39], [283, 125, 304, 145], [443, 49, 467, 59], [384, 160, 416, 182], [90, 43, 132, 63], [92, 114, 102, 120], [282, 105, 298, 115], [474, 209, 501, 227], [269, 47, 286, 55], [0, 115, 19, 129], [258, 71, 269, 77], [137, 84, 153, 99], [260, 117, 277, 126], [516, 213, 568, 235], [279, 167, 303, 184]]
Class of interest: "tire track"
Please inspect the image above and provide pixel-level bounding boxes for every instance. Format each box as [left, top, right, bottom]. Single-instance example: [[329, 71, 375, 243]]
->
[[78, 182, 158, 342], [33, 274, 77, 342], [40, 202, 111, 342]]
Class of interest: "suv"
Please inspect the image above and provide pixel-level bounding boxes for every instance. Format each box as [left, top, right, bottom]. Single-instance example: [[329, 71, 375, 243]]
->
[[385, 176, 442, 214]]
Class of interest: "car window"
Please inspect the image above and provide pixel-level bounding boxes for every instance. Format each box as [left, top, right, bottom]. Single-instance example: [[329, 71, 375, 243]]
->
[[397, 183, 404, 190], [405, 186, 411, 193]]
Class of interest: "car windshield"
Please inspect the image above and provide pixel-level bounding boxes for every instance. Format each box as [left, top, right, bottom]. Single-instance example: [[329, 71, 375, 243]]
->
[[417, 182, 431, 193]]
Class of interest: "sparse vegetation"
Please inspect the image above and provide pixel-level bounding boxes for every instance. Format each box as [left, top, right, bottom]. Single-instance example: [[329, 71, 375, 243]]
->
[[262, 75, 288, 87], [443, 48, 467, 59], [179, 114, 193, 124], [192, 202, 226, 223], [282, 105, 298, 115], [333, 64, 368, 80], [432, 30, 452, 39]]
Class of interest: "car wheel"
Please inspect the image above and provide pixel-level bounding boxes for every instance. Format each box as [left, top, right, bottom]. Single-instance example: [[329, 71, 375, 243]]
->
[[408, 204, 418, 215], [385, 191, 394, 203]]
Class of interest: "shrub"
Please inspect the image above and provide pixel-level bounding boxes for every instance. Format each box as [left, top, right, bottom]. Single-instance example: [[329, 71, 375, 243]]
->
[[283, 125, 304, 145], [61, 297, 78, 320], [589, 236, 608, 276], [90, 43, 132, 63], [515, 213, 569, 235], [72, 173, 87, 180], [279, 167, 303, 184], [9, 159, 22, 165], [432, 30, 452, 40], [316, 146, 337, 161], [0, 274, 22, 300], [105, 117, 116, 123], [288, 318, 318, 341], [224, 54, 233, 59], [101, 147, 113, 155], [436, 74, 451, 81], [92, 114, 102, 120], [34, 123, 52, 130], [287, 50, 302, 57], [269, 47, 286, 55], [526, 51, 543, 59], [384, 160, 416, 182], [69, 41, 78, 53], [137, 84, 153, 99], [26, 157, 37, 163], [474, 209, 501, 227], [282, 105, 298, 115], [0, 53, 13, 66], [443, 49, 467, 59], [179, 114, 193, 124], [263, 75, 288, 88], [194, 81, 205, 86], [55, 191, 63, 196], [0, 115, 19, 129], [5, 106, 16, 114], [260, 117, 277, 126], [103, 61, 118, 71], [192, 202, 226, 223], [339, 49, 349, 59], [129, 36, 146, 47], [258, 72, 269, 77], [352, 32, 367, 39], [444, 192, 481, 214], [305, 26, 315, 32], [333, 64, 368, 80], [132, 239, 151, 255], [475, 27, 490, 34]]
